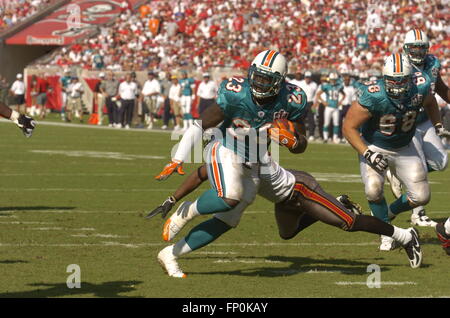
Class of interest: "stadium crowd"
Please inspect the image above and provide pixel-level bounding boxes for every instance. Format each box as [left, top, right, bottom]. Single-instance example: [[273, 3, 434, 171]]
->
[[0, 0, 55, 30], [45, 0, 449, 77], [5, 0, 449, 143]]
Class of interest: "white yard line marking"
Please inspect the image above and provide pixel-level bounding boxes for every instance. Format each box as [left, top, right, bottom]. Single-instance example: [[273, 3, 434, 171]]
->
[[214, 259, 283, 264], [194, 251, 237, 255], [335, 281, 417, 286], [0, 173, 144, 177], [0, 215, 18, 218], [1, 210, 143, 214], [30, 150, 164, 161], [0, 242, 380, 248], [31, 227, 95, 231], [0, 221, 53, 224], [3, 209, 449, 216], [0, 118, 172, 133], [71, 233, 127, 238], [0, 188, 174, 192], [271, 269, 347, 275]]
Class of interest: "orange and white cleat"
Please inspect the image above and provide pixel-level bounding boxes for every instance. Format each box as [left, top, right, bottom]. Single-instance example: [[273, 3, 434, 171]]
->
[[162, 202, 193, 242], [157, 245, 187, 278]]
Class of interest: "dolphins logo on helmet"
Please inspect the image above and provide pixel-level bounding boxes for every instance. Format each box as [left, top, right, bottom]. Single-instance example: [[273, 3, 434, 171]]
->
[[248, 50, 287, 99], [382, 53, 413, 101], [403, 29, 429, 66]]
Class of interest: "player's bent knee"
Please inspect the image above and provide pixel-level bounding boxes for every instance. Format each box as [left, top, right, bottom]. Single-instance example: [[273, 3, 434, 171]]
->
[[408, 189, 430, 207], [222, 198, 240, 208], [365, 181, 383, 202]]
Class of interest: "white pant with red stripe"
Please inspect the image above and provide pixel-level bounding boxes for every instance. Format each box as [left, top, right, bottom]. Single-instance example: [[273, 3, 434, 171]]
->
[[205, 141, 295, 227]]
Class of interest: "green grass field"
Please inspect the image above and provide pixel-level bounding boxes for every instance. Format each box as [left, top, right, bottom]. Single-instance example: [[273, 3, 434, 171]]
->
[[0, 119, 449, 298]]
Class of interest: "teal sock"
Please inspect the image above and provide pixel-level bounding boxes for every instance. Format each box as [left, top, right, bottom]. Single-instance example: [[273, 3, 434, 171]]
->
[[185, 217, 232, 250], [369, 198, 389, 223], [196, 189, 232, 215], [333, 126, 339, 136], [389, 194, 411, 215]]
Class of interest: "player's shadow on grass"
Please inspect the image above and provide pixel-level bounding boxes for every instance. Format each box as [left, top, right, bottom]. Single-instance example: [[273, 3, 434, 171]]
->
[[189, 255, 401, 277], [0, 281, 143, 298], [0, 206, 76, 212], [0, 260, 28, 264]]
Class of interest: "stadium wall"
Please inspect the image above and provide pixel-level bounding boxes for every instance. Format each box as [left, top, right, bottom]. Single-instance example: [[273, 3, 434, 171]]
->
[[0, 0, 71, 82]]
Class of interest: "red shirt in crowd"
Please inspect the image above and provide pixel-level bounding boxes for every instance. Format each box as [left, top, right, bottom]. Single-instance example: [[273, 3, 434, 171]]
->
[[233, 15, 244, 32], [37, 78, 48, 94]]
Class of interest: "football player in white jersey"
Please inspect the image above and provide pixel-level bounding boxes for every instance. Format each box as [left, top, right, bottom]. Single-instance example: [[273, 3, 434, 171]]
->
[[387, 29, 450, 227]]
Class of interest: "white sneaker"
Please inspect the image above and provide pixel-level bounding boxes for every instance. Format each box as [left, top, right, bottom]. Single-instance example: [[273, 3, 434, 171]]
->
[[157, 245, 187, 278], [386, 169, 402, 199], [148, 122, 153, 129], [411, 209, 437, 227], [174, 125, 181, 131], [108, 124, 113, 127], [379, 235, 399, 251], [114, 124, 122, 129], [161, 125, 168, 130], [125, 124, 130, 129], [308, 136, 315, 142], [333, 137, 341, 144], [162, 202, 193, 242]]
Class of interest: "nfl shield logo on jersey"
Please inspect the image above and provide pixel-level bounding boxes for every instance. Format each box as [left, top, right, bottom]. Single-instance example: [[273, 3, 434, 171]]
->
[[258, 111, 265, 118]]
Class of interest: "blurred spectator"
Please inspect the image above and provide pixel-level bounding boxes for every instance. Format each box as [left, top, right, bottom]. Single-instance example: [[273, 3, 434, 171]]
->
[[28, 74, 38, 114], [100, 71, 119, 127], [66, 76, 84, 122], [43, 0, 449, 78], [179, 70, 195, 130], [316, 73, 346, 144], [295, 71, 318, 141], [118, 72, 138, 129], [142, 71, 161, 129], [94, 72, 106, 125], [197, 72, 217, 115], [10, 73, 25, 113], [339, 73, 358, 139], [0, 0, 54, 30], [35, 72, 49, 119], [0, 75, 9, 105], [159, 72, 173, 130], [168, 74, 182, 130], [60, 69, 71, 121]]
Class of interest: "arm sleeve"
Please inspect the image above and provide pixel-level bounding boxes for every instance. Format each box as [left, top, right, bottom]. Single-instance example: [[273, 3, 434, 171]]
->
[[288, 89, 308, 121], [172, 121, 203, 162]]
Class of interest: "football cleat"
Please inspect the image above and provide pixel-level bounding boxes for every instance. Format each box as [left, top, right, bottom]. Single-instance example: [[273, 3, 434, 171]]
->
[[435, 222, 450, 256], [157, 245, 187, 278], [386, 169, 402, 199], [411, 209, 437, 227], [379, 235, 400, 251], [162, 201, 193, 242], [336, 194, 363, 215], [401, 228, 423, 268]]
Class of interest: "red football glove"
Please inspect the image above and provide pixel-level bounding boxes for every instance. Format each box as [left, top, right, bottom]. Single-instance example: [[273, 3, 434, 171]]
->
[[268, 119, 298, 149], [155, 160, 185, 181]]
